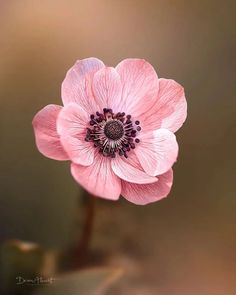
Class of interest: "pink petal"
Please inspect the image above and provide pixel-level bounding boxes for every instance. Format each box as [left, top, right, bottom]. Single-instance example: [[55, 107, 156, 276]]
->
[[32, 104, 69, 160], [61, 58, 105, 113], [111, 152, 157, 184], [135, 129, 178, 176], [115, 59, 159, 117], [92, 67, 122, 112], [57, 103, 89, 137], [60, 136, 94, 166], [121, 169, 173, 205], [71, 155, 121, 200], [57, 103, 94, 166], [141, 79, 187, 133]]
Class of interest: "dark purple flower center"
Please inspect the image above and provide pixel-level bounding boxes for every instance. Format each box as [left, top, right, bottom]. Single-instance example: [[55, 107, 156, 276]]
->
[[85, 108, 141, 158], [104, 120, 124, 140]]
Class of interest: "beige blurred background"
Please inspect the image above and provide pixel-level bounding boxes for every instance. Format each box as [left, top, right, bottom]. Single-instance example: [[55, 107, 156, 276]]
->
[[0, 0, 236, 294]]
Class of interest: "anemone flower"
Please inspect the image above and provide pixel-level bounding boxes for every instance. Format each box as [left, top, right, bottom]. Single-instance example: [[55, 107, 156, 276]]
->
[[32, 58, 187, 205]]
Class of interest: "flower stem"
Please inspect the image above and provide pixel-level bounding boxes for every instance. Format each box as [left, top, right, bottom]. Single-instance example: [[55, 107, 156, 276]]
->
[[73, 189, 95, 268]]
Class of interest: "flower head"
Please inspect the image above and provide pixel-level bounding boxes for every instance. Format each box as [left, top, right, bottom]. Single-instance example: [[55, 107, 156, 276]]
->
[[32, 58, 187, 205]]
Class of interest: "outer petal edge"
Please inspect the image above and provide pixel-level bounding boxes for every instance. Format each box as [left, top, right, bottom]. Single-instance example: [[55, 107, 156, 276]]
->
[[121, 169, 173, 205]]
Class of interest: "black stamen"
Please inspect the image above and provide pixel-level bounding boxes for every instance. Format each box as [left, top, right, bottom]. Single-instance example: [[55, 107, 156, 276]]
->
[[119, 150, 124, 156], [86, 109, 141, 158], [125, 120, 132, 124]]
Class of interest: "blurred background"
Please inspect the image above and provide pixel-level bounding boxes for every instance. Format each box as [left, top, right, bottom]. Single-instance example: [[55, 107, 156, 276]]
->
[[0, 0, 236, 294]]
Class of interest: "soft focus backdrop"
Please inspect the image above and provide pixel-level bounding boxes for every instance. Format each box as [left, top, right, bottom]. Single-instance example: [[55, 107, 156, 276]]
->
[[0, 0, 236, 294]]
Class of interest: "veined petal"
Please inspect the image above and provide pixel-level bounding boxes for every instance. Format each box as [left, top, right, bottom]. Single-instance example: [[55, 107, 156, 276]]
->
[[60, 136, 94, 166], [116, 58, 159, 117], [57, 103, 89, 137], [159, 79, 187, 132], [57, 103, 94, 165], [111, 152, 157, 184], [61, 58, 105, 113], [121, 169, 173, 205], [32, 104, 69, 160], [71, 155, 121, 200], [135, 129, 178, 176], [92, 67, 122, 112], [141, 79, 187, 133]]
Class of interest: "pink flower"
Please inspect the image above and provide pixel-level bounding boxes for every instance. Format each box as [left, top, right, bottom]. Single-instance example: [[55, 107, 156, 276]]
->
[[32, 58, 187, 205]]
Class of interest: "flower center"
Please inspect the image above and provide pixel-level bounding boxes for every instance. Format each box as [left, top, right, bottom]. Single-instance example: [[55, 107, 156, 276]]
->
[[85, 108, 141, 158], [104, 120, 124, 140]]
